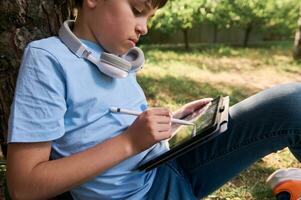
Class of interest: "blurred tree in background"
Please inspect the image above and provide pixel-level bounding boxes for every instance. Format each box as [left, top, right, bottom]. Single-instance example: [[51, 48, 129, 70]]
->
[[149, 0, 207, 49], [150, 0, 300, 48], [217, 0, 270, 47]]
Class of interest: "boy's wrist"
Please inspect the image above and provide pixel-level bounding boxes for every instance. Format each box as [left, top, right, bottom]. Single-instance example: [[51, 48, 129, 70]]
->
[[119, 131, 137, 157]]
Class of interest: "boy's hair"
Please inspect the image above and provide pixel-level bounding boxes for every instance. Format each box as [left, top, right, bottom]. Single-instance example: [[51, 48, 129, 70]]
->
[[74, 0, 168, 9], [148, 0, 168, 8], [74, 0, 83, 8]]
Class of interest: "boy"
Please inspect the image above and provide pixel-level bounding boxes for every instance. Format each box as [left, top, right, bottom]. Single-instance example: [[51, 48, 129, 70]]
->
[[6, 0, 301, 199]]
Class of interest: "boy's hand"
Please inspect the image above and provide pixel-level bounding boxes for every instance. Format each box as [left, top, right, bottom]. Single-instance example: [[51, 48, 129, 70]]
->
[[124, 108, 172, 154], [170, 98, 212, 134], [173, 98, 213, 119]]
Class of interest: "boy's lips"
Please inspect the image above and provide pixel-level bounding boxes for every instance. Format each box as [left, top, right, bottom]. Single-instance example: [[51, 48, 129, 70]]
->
[[129, 38, 138, 44], [128, 38, 138, 47]]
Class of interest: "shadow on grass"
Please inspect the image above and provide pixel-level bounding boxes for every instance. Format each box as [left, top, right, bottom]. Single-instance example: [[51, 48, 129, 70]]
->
[[143, 45, 301, 76], [137, 75, 259, 107], [144, 50, 247, 74], [227, 161, 276, 200], [208, 160, 277, 199]]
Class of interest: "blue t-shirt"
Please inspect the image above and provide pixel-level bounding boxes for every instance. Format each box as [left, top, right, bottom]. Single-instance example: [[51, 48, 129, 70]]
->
[[8, 37, 168, 199]]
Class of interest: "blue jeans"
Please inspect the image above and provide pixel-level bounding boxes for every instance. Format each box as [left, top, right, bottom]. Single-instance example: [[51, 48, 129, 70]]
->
[[147, 82, 301, 199]]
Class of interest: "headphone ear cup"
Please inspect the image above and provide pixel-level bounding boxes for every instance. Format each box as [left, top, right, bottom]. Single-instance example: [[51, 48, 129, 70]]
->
[[122, 47, 145, 72], [100, 52, 133, 78], [101, 52, 132, 71], [99, 61, 129, 78]]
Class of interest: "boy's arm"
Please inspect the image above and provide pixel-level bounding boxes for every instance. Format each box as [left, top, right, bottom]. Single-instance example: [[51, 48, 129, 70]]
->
[[7, 133, 133, 200], [7, 108, 172, 200]]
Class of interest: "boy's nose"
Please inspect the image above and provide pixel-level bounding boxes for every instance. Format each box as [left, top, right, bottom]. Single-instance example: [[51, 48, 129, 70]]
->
[[135, 18, 148, 36]]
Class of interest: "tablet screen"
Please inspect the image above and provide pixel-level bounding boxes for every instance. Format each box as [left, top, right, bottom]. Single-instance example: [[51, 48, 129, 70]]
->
[[169, 98, 219, 149]]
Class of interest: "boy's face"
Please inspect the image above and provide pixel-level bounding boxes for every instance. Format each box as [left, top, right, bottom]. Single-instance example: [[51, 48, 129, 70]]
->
[[84, 0, 157, 55]]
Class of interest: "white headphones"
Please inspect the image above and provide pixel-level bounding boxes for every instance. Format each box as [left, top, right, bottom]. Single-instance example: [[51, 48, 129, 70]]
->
[[58, 20, 145, 78]]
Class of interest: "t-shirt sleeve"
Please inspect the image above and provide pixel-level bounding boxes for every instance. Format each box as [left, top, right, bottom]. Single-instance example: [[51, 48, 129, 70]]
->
[[7, 45, 67, 143]]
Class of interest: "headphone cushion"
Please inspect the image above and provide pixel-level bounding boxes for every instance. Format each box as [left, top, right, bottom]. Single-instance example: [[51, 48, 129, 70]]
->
[[122, 47, 145, 72], [101, 53, 132, 72], [98, 62, 128, 78]]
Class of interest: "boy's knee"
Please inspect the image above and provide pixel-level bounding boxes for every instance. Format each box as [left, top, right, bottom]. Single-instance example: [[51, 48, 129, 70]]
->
[[259, 83, 301, 119], [271, 82, 301, 100], [283, 82, 301, 93]]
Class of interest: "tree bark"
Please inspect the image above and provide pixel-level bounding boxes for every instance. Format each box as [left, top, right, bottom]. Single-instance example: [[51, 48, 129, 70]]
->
[[213, 24, 218, 44], [182, 28, 190, 50], [0, 0, 75, 157], [293, 5, 301, 60], [243, 22, 253, 47]]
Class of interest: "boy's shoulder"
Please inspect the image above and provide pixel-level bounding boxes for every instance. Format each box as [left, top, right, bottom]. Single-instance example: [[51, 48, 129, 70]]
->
[[27, 36, 71, 59], [28, 36, 62, 49]]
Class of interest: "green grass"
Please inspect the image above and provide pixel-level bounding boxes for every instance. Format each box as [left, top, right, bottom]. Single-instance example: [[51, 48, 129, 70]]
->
[[138, 41, 301, 199]]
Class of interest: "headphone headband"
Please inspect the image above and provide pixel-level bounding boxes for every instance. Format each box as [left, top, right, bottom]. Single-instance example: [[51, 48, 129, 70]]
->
[[58, 20, 144, 78]]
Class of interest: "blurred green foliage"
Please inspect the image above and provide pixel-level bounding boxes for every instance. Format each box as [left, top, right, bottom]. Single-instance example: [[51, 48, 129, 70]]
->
[[149, 0, 300, 46]]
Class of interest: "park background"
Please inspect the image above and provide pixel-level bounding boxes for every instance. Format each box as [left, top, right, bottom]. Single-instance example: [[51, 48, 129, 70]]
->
[[0, 0, 301, 199]]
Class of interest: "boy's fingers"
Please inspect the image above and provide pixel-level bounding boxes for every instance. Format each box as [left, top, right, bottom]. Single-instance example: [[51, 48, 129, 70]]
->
[[190, 98, 213, 106], [156, 124, 171, 132], [155, 116, 171, 124], [157, 131, 172, 140], [185, 98, 213, 110], [146, 108, 171, 116]]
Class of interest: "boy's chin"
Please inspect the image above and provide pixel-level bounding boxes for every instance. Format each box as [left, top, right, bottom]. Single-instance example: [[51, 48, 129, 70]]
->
[[111, 48, 131, 56]]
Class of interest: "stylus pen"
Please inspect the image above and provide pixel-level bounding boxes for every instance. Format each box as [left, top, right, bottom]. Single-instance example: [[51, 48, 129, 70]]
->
[[110, 107, 195, 126]]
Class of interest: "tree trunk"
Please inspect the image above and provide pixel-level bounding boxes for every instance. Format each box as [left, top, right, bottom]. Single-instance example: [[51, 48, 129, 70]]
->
[[182, 28, 190, 50], [0, 0, 75, 157], [243, 23, 253, 47], [293, 5, 301, 60], [213, 24, 218, 44]]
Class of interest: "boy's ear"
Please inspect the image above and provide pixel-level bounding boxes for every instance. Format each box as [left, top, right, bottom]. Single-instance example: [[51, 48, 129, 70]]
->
[[85, 0, 98, 9]]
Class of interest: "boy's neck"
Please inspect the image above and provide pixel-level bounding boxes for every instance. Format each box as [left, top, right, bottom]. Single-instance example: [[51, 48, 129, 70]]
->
[[72, 14, 98, 45]]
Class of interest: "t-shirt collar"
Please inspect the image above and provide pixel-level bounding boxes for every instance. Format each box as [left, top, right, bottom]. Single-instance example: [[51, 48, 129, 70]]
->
[[80, 39, 104, 58]]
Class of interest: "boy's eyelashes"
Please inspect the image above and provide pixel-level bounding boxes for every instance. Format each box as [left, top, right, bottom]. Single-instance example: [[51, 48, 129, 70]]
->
[[129, 1, 156, 19], [131, 5, 155, 20], [130, 1, 151, 16], [131, 6, 144, 16]]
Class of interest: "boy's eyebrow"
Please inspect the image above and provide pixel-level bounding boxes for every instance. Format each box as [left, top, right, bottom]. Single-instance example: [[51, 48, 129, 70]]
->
[[137, 0, 156, 17], [144, 0, 158, 17], [144, 1, 152, 9]]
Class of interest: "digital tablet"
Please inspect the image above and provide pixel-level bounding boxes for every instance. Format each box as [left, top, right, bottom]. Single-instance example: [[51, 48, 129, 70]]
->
[[137, 96, 229, 171]]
